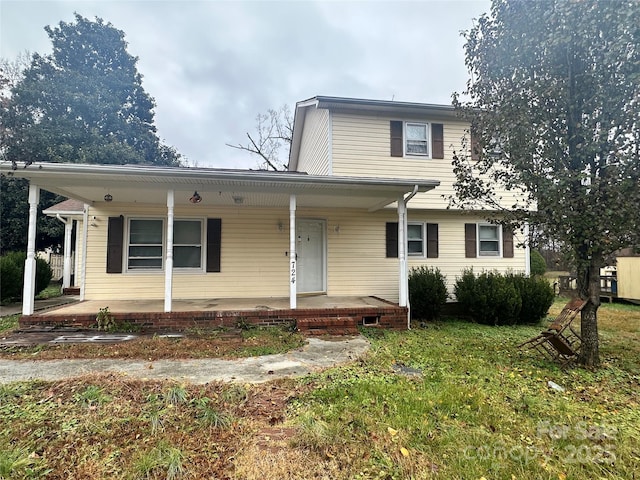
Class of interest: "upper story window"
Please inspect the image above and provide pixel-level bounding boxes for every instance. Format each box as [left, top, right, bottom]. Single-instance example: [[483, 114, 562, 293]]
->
[[405, 123, 429, 156], [390, 121, 444, 159]]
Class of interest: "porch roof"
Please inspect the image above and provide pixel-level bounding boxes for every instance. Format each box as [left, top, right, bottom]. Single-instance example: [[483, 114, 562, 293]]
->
[[42, 198, 85, 217], [0, 162, 439, 210]]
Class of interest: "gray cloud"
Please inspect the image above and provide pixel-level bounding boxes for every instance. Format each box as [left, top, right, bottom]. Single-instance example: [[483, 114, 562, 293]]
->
[[1, 0, 489, 168]]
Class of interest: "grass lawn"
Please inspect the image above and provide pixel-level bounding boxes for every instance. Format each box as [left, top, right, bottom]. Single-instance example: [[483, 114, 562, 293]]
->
[[35, 282, 63, 300], [0, 314, 19, 334], [1, 299, 639, 479]]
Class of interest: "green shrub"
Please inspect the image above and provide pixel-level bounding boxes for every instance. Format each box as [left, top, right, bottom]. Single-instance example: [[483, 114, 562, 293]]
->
[[455, 270, 554, 326], [409, 266, 448, 321], [0, 252, 53, 303], [530, 250, 547, 276], [0, 253, 22, 302], [454, 269, 521, 325], [508, 273, 555, 324]]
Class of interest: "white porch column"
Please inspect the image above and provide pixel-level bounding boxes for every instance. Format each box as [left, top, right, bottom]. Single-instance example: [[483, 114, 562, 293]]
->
[[61, 217, 73, 289], [397, 196, 408, 308], [22, 184, 40, 315], [73, 220, 80, 287], [164, 190, 174, 313], [80, 205, 89, 301], [289, 195, 297, 309]]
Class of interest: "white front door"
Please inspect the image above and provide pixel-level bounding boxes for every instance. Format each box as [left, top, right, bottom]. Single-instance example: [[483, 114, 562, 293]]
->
[[297, 219, 325, 293]]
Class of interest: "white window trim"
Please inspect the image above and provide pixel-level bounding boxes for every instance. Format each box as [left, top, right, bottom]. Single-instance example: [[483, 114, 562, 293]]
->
[[125, 217, 205, 273], [477, 223, 502, 257], [407, 222, 425, 257], [404, 121, 431, 158]]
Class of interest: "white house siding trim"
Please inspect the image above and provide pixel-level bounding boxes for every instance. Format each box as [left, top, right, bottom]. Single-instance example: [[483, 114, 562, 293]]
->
[[296, 107, 330, 175]]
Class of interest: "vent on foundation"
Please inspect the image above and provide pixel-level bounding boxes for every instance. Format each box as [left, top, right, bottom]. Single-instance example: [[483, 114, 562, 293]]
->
[[362, 316, 379, 326]]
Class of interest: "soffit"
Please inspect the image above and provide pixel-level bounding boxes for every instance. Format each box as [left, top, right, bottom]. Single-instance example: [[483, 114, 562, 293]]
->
[[1, 162, 439, 209]]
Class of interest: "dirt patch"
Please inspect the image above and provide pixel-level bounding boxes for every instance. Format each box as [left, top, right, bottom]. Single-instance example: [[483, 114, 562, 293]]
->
[[0, 327, 306, 360], [0, 373, 310, 479]]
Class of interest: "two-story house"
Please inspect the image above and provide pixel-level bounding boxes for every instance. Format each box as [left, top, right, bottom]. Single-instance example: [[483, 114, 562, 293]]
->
[[3, 96, 530, 331]]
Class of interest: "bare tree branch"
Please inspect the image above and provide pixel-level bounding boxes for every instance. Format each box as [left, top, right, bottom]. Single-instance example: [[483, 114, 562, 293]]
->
[[226, 104, 293, 171]]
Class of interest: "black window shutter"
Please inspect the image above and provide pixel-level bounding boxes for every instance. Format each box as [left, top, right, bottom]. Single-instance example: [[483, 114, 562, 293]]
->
[[431, 123, 444, 159], [386, 222, 398, 258], [206, 218, 222, 272], [426, 223, 439, 258], [465, 223, 477, 258], [106, 216, 124, 273], [470, 130, 480, 161], [390, 121, 403, 157], [503, 228, 514, 258]]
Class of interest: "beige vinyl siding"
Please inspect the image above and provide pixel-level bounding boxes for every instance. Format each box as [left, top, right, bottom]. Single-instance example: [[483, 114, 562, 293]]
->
[[297, 107, 330, 175], [404, 211, 528, 296], [83, 204, 289, 301], [320, 208, 399, 300], [616, 257, 640, 301], [330, 112, 526, 211], [81, 204, 528, 304]]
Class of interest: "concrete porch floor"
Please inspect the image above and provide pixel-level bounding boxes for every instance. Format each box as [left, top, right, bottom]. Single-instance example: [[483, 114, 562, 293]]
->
[[38, 295, 395, 316]]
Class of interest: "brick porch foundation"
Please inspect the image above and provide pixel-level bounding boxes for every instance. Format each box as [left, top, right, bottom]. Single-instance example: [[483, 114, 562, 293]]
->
[[19, 303, 408, 335]]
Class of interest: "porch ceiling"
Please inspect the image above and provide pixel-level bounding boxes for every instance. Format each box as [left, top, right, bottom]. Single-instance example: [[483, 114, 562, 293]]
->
[[0, 162, 439, 210]]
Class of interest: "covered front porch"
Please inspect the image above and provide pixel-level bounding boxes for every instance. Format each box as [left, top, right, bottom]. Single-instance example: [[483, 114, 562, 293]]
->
[[2, 162, 440, 333], [20, 295, 408, 335]]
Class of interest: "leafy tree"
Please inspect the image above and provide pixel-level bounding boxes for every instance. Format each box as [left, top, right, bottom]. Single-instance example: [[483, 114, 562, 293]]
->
[[452, 0, 640, 366], [1, 54, 63, 253], [2, 13, 180, 167], [1, 14, 181, 253], [227, 104, 293, 170]]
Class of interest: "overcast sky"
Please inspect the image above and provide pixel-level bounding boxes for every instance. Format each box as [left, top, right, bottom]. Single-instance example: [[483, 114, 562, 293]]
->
[[1, 0, 490, 169]]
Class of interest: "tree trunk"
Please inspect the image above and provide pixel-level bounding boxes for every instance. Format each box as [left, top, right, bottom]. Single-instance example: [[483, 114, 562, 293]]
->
[[577, 253, 601, 367]]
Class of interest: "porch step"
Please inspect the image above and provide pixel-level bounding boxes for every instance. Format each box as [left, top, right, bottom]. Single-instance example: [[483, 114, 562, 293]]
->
[[297, 317, 359, 336]]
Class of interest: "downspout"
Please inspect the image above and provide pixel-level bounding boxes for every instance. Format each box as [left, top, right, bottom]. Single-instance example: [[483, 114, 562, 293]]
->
[[55, 214, 73, 290]]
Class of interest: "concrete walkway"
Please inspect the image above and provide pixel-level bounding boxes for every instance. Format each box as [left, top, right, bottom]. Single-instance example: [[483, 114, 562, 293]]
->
[[0, 336, 369, 384], [0, 296, 80, 317]]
